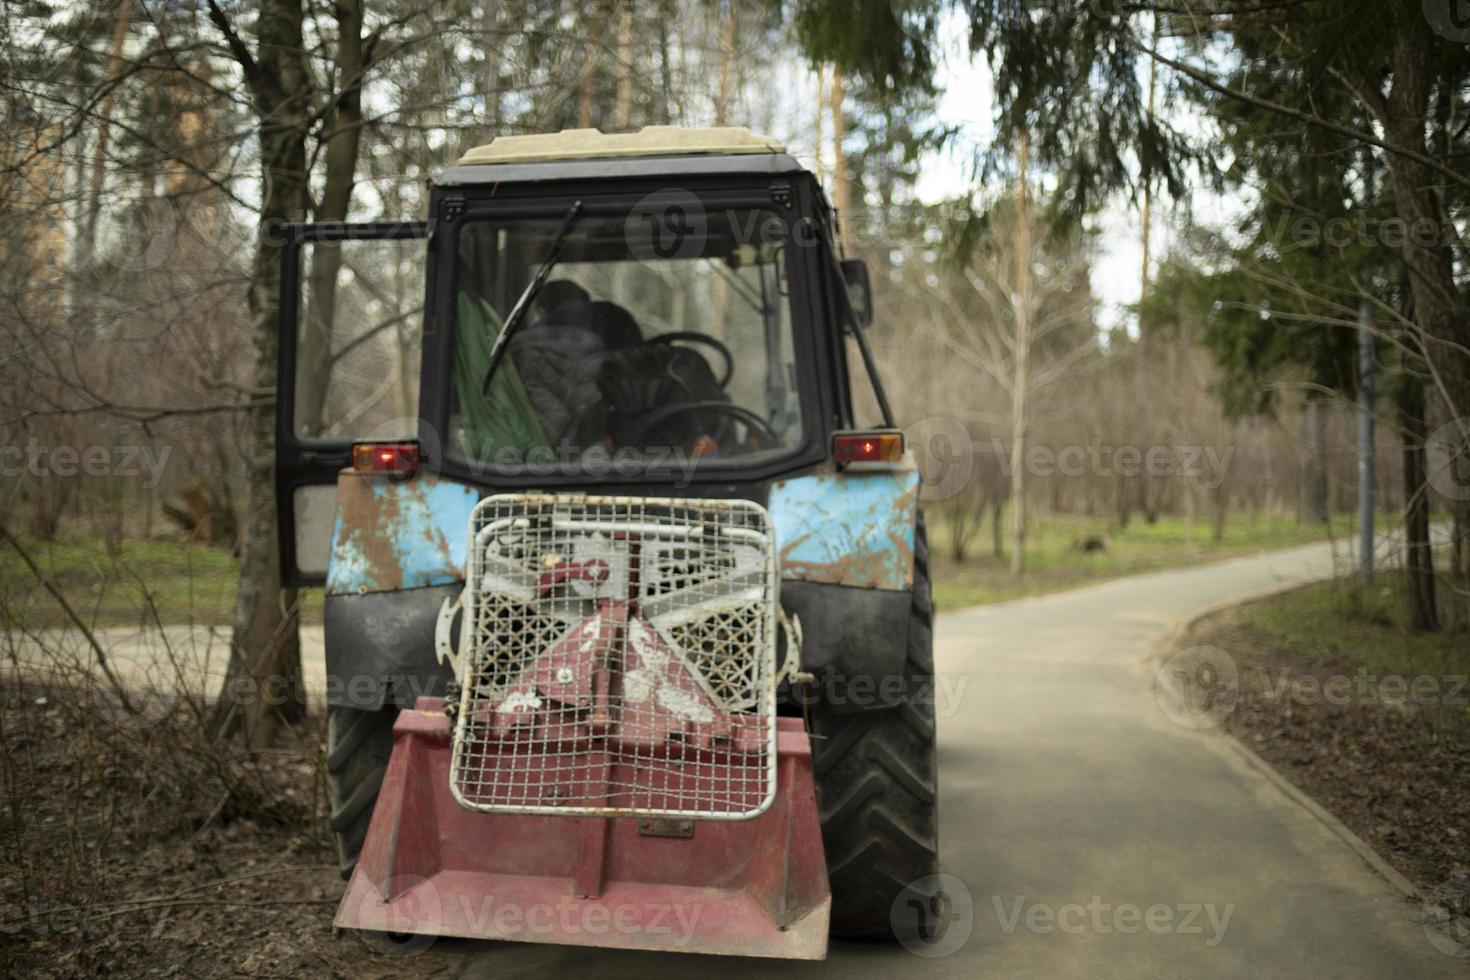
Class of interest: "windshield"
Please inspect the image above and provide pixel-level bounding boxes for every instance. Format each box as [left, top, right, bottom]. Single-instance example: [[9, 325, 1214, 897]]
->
[[448, 205, 805, 474]]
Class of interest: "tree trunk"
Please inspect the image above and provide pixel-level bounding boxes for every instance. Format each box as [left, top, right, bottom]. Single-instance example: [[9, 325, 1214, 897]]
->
[[1211, 483, 1228, 543], [1454, 514, 1470, 584], [715, 0, 737, 127], [1130, 13, 1158, 531], [1115, 472, 1131, 529], [946, 491, 986, 564], [614, 1, 633, 129], [208, 0, 312, 745], [1009, 134, 1032, 577], [656, 0, 674, 124], [1299, 399, 1328, 523], [830, 67, 851, 252], [577, 2, 607, 129], [69, 0, 134, 336], [482, 0, 501, 130], [947, 511, 967, 563], [80, 0, 135, 269], [294, 0, 366, 437], [1398, 373, 1439, 631], [1378, 11, 1470, 618], [813, 63, 825, 184]]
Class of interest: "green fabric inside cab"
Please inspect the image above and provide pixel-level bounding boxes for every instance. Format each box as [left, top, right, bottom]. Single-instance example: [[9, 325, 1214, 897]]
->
[[453, 292, 550, 458]]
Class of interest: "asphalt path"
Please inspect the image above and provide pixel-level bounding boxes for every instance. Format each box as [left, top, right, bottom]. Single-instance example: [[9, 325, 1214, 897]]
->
[[448, 539, 1465, 977]]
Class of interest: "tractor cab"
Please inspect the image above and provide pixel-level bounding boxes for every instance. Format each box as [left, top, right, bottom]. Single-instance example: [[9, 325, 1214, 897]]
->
[[273, 127, 939, 960], [277, 126, 879, 582]]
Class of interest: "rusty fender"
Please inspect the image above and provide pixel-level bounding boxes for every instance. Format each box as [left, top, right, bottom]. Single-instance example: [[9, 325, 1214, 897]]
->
[[323, 474, 477, 709], [770, 468, 922, 713], [325, 473, 478, 596]]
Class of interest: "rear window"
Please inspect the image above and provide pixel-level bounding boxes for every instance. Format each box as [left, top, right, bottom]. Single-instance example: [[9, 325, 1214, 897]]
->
[[448, 206, 806, 476]]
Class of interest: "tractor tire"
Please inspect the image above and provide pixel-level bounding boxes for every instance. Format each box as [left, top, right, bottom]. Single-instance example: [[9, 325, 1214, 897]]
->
[[809, 516, 940, 941], [326, 704, 399, 879]]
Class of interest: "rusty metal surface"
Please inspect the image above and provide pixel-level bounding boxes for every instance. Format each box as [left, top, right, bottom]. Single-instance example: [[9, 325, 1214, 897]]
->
[[325, 474, 479, 596], [337, 702, 829, 960], [768, 468, 919, 590], [451, 494, 779, 821], [638, 818, 695, 838]]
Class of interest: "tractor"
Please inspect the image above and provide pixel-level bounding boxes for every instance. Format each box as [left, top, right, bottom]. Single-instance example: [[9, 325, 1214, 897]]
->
[[274, 126, 938, 959]]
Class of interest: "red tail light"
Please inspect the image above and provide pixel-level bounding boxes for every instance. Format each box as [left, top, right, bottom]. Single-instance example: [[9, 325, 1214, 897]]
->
[[352, 441, 419, 477], [832, 430, 904, 464]]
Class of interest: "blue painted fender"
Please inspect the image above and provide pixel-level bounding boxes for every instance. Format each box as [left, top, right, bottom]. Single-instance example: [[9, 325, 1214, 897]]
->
[[325, 474, 479, 597], [768, 467, 920, 591]]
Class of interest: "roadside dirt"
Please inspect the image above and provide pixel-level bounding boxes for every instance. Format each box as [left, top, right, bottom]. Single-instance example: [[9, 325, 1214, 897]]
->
[[0, 679, 461, 978], [1185, 602, 1470, 893]]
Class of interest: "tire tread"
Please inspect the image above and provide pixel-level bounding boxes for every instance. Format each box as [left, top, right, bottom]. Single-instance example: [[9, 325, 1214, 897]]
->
[[326, 704, 398, 879], [809, 514, 940, 939]]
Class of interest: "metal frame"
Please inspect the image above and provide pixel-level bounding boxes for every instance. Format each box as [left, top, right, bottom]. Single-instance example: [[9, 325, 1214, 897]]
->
[[274, 220, 431, 586], [448, 493, 780, 821], [420, 179, 836, 489]]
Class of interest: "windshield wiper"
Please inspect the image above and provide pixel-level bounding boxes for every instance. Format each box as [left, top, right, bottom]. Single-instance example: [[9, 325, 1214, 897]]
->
[[481, 200, 584, 394]]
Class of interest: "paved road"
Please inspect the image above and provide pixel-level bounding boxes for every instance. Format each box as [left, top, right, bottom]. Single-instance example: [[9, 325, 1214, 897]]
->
[[447, 539, 1464, 978]]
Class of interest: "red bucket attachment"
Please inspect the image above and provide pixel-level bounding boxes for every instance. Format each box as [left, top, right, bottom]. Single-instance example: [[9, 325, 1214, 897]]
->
[[335, 699, 829, 960]]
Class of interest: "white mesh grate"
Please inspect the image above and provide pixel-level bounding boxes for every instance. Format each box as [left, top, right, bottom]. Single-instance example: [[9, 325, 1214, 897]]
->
[[448, 493, 779, 820]]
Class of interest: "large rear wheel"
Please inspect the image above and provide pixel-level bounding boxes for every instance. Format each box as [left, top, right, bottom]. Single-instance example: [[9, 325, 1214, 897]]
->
[[326, 704, 398, 879], [809, 517, 940, 940]]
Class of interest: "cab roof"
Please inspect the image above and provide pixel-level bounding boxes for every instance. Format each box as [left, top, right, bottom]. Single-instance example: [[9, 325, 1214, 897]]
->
[[458, 126, 785, 165], [439, 126, 807, 187]]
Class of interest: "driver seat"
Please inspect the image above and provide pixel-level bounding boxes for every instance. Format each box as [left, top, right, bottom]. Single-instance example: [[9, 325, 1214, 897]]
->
[[599, 343, 732, 455]]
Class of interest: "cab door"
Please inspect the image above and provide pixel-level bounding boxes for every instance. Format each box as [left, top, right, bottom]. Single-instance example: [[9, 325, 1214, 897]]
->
[[275, 222, 430, 585]]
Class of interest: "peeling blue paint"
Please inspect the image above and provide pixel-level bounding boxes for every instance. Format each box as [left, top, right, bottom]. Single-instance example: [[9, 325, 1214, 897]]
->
[[326, 525, 379, 594], [325, 470, 918, 596], [326, 476, 479, 596], [768, 469, 919, 590]]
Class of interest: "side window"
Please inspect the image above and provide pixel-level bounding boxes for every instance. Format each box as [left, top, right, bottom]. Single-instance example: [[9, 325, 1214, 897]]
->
[[293, 237, 426, 441]]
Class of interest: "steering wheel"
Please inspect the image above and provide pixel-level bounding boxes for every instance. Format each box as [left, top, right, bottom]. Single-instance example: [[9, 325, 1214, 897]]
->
[[624, 400, 781, 451], [647, 332, 734, 389]]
